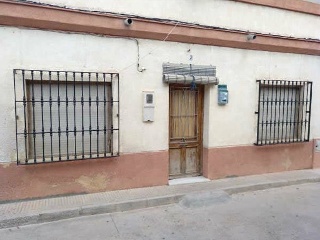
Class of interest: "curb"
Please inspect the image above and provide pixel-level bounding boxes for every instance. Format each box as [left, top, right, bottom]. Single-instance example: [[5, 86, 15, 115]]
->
[[1, 176, 320, 229], [0, 194, 183, 229], [224, 177, 320, 195]]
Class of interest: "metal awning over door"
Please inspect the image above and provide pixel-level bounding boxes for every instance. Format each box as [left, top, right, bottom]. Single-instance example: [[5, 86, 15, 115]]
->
[[163, 63, 218, 85]]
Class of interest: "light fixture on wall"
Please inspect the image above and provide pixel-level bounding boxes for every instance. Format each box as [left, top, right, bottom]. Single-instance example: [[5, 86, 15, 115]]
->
[[124, 18, 133, 26], [247, 33, 257, 41]]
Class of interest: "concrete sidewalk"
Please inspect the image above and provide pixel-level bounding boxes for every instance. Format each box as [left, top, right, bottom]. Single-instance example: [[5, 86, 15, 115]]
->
[[1, 169, 320, 229]]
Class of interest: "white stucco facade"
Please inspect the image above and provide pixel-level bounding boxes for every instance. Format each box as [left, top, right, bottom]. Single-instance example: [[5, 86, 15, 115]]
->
[[0, 24, 319, 162]]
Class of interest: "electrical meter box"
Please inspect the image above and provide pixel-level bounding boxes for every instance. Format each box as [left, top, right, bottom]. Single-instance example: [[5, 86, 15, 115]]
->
[[218, 84, 228, 105], [143, 91, 154, 122]]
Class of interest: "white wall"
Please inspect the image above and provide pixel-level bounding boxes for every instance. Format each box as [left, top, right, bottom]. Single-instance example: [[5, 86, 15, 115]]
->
[[31, 0, 320, 39], [304, 0, 320, 3], [0, 26, 320, 162]]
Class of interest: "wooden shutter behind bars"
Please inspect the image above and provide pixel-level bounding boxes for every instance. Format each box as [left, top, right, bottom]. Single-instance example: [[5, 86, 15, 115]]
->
[[27, 81, 111, 160]]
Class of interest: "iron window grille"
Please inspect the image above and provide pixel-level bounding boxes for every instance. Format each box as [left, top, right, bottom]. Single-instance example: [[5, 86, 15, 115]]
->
[[255, 80, 312, 146], [14, 69, 119, 165]]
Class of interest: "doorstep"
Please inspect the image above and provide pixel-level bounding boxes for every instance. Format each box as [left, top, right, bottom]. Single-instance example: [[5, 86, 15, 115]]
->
[[169, 176, 210, 185]]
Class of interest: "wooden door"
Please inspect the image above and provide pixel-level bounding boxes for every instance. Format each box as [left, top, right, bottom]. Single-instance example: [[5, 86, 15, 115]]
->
[[169, 84, 204, 178]]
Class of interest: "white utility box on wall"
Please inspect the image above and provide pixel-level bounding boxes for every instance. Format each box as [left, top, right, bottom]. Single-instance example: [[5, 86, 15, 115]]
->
[[143, 91, 154, 122]]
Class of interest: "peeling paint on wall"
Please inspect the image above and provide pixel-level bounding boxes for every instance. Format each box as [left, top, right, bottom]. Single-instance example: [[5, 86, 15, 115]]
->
[[0, 163, 13, 169], [282, 158, 293, 171], [75, 174, 109, 192]]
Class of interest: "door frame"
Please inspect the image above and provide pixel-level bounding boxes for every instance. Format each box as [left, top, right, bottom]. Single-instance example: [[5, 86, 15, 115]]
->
[[168, 83, 204, 179]]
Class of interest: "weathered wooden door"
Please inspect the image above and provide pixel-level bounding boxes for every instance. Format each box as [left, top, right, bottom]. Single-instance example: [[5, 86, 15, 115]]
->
[[169, 84, 203, 178]]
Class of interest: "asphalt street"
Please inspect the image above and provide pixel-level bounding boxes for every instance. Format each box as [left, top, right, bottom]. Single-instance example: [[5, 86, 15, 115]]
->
[[1, 182, 320, 240]]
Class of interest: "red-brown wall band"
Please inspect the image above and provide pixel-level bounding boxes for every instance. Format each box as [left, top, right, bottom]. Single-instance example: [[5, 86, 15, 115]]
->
[[0, 141, 318, 201], [0, 151, 169, 202], [203, 142, 314, 180], [0, 0, 319, 56], [313, 139, 320, 168]]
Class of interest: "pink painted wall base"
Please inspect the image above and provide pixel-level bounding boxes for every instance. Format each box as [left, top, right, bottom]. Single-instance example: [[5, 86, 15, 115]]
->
[[203, 142, 314, 179], [0, 141, 318, 201], [0, 151, 169, 201]]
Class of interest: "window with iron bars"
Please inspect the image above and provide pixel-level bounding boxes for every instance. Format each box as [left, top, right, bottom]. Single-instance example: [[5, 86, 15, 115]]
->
[[14, 69, 119, 165], [255, 80, 312, 146]]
